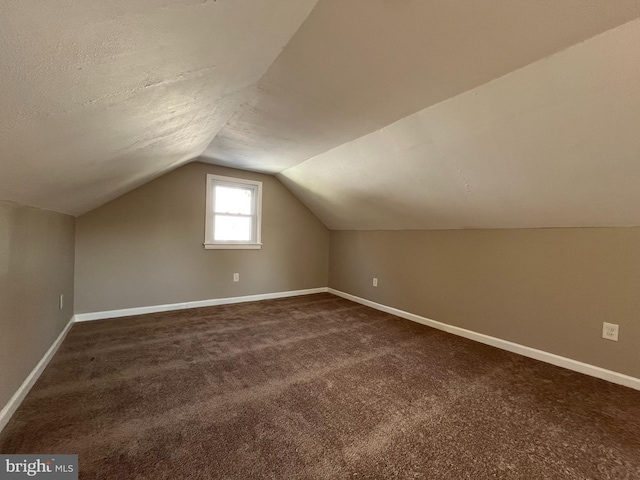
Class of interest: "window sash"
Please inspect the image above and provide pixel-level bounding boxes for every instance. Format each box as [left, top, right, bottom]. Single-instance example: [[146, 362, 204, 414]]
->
[[204, 174, 262, 247], [213, 213, 256, 243], [213, 185, 256, 215]]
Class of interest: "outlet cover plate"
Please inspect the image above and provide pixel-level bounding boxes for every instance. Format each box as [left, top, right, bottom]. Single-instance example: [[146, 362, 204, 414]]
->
[[602, 322, 619, 341]]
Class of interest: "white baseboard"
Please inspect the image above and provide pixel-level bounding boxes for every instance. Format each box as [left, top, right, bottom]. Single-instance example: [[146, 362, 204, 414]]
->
[[0, 316, 76, 434], [328, 288, 640, 392], [74, 287, 330, 322]]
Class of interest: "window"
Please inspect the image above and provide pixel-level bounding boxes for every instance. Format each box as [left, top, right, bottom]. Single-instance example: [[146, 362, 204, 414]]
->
[[204, 174, 262, 249]]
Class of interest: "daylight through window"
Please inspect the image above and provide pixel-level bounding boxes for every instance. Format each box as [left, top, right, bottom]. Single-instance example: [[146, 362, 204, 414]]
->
[[205, 174, 262, 249]]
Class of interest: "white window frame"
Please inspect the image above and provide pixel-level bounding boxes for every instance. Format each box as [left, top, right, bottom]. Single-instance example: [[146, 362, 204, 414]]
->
[[204, 174, 263, 250]]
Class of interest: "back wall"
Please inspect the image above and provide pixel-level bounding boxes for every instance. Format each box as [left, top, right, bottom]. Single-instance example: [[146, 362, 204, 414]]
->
[[75, 162, 329, 314]]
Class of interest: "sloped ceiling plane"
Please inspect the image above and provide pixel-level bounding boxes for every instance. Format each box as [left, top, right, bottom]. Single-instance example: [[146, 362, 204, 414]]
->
[[2, 1, 640, 229]]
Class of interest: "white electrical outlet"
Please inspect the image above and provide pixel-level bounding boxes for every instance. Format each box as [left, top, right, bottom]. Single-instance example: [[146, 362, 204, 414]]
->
[[602, 322, 619, 341], [59, 294, 64, 310], [373, 278, 378, 287], [233, 273, 239, 282]]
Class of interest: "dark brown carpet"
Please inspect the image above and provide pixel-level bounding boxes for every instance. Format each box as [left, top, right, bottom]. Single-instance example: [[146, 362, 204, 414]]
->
[[1, 293, 639, 479]]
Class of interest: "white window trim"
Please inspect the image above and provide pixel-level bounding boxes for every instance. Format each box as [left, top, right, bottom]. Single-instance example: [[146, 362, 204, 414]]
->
[[204, 174, 263, 250]]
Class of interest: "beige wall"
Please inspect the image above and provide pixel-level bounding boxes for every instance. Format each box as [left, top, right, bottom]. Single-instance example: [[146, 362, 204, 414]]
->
[[0, 201, 75, 410], [75, 162, 329, 313], [329, 229, 640, 378]]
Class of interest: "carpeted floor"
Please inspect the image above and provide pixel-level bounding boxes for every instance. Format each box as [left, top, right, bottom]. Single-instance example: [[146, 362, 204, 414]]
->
[[1, 293, 639, 479]]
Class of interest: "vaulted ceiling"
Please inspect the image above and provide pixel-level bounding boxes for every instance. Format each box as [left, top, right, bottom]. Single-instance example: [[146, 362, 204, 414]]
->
[[2, 1, 640, 228], [0, 0, 317, 215], [278, 16, 640, 229]]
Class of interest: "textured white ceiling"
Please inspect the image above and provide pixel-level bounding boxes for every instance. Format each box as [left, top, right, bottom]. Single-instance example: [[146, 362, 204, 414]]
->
[[0, 0, 317, 215], [203, 0, 640, 174], [3, 0, 640, 228], [278, 18, 640, 230]]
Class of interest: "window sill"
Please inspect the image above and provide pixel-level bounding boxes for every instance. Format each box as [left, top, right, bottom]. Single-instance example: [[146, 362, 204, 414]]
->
[[204, 243, 262, 250]]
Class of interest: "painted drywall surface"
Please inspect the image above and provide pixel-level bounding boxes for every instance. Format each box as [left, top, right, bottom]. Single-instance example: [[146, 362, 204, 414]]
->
[[279, 17, 640, 230], [74, 162, 329, 313], [329, 229, 640, 378], [0, 201, 75, 410], [0, 0, 317, 215], [204, 0, 640, 173]]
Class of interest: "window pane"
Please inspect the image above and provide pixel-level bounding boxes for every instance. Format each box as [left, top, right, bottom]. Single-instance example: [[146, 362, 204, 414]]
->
[[215, 186, 252, 214], [214, 215, 252, 241]]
